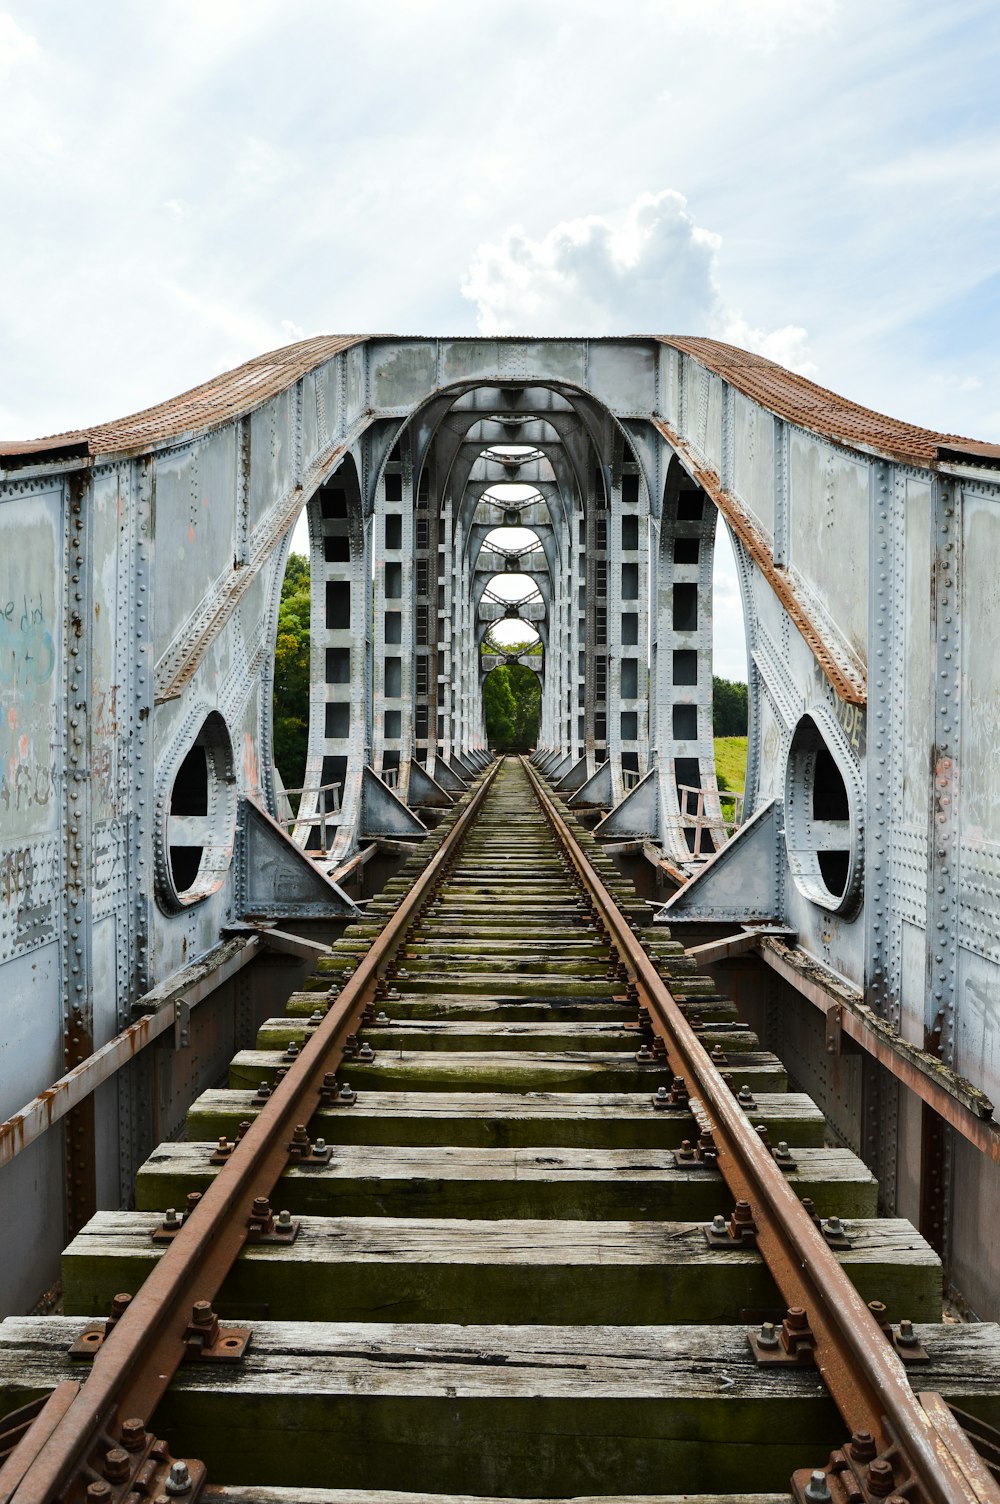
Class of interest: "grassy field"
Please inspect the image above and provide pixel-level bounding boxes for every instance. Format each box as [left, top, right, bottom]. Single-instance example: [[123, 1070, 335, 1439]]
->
[[715, 736, 748, 792]]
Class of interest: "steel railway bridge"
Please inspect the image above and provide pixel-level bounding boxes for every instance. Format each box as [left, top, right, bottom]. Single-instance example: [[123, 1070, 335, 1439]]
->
[[2, 334, 1000, 1502]]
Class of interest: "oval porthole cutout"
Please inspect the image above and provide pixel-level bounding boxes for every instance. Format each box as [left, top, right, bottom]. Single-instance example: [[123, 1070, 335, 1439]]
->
[[157, 711, 237, 912], [783, 711, 863, 916]]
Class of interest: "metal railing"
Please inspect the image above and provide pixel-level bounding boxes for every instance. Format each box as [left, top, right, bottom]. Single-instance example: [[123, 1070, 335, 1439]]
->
[[278, 781, 342, 849]]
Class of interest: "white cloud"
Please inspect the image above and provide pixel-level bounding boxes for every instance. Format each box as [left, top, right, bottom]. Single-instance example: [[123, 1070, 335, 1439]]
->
[[462, 190, 721, 337], [164, 198, 186, 217], [0, 11, 38, 73], [722, 315, 817, 376], [650, 0, 839, 51], [462, 189, 815, 374]]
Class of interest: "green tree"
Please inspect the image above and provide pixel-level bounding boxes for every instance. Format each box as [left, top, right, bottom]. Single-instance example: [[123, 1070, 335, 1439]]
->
[[712, 675, 748, 736], [483, 664, 541, 751], [273, 551, 311, 793]]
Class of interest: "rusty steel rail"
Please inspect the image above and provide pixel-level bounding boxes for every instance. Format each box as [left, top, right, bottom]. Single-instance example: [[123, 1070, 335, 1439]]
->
[[5, 761, 500, 1504], [523, 756, 999, 1504]]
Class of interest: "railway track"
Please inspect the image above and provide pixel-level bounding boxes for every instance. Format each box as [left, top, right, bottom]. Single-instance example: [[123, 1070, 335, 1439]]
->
[[2, 755, 1000, 1503]]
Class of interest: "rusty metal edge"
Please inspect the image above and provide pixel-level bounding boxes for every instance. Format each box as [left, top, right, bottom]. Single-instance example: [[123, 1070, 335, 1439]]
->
[[0, 937, 262, 1172], [523, 756, 996, 1504], [8, 761, 501, 1504], [652, 415, 868, 706], [756, 937, 1000, 1161]]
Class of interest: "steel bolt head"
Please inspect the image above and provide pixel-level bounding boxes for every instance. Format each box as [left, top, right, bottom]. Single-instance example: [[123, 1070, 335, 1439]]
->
[[777, 1140, 790, 1155], [252, 1196, 270, 1217], [277, 1209, 293, 1228], [120, 1418, 146, 1451], [165, 1460, 192, 1496], [896, 1318, 916, 1345], [104, 1447, 130, 1481], [163, 1208, 180, 1228], [785, 1306, 807, 1330], [867, 1458, 895, 1495], [711, 1214, 727, 1233], [111, 1293, 131, 1318], [803, 1469, 831, 1502], [757, 1320, 779, 1348], [313, 1138, 327, 1153], [340, 1084, 355, 1101], [655, 1086, 668, 1099], [86, 1484, 112, 1501], [823, 1216, 843, 1234], [191, 1300, 213, 1327]]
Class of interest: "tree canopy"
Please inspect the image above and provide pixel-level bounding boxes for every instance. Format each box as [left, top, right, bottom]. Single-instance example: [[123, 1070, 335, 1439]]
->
[[712, 675, 748, 736], [483, 664, 541, 751], [273, 551, 310, 793]]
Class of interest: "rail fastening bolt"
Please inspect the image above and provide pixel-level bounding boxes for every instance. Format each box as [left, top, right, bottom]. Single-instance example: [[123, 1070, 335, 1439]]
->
[[823, 1216, 843, 1235], [104, 1447, 130, 1482], [849, 1430, 877, 1462], [757, 1320, 779, 1349], [165, 1460, 193, 1496], [313, 1138, 327, 1153], [340, 1084, 355, 1102], [710, 1214, 727, 1234], [277, 1209, 293, 1229], [867, 1458, 895, 1496], [785, 1306, 807, 1331], [803, 1469, 831, 1502], [897, 1318, 917, 1346], [162, 1208, 180, 1230], [655, 1086, 668, 1101], [192, 1300, 213, 1327], [120, 1417, 146, 1451], [86, 1484, 112, 1501], [111, 1293, 131, 1319]]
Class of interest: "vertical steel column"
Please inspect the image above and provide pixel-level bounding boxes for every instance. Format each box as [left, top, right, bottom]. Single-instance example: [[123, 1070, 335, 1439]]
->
[[63, 470, 96, 1238], [863, 458, 901, 1210], [919, 474, 962, 1255]]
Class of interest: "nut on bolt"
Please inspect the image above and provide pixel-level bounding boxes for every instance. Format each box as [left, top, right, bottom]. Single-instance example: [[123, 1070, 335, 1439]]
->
[[866, 1458, 895, 1497], [896, 1317, 918, 1347], [757, 1320, 779, 1349], [165, 1459, 193, 1496], [103, 1447, 130, 1482], [120, 1418, 146, 1451], [803, 1470, 831, 1503], [849, 1430, 877, 1463]]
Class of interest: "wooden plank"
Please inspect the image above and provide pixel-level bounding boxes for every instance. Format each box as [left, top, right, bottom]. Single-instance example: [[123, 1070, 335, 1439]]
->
[[283, 992, 739, 1023], [2, 1318, 998, 1496], [185, 1087, 826, 1150], [62, 1211, 942, 1325], [252, 1019, 761, 1055], [134, 1142, 878, 1219], [203, 1491, 785, 1504], [228, 1049, 790, 1095]]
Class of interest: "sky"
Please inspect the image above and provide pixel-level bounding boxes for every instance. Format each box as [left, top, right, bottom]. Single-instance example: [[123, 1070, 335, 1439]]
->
[[2, 0, 998, 679]]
